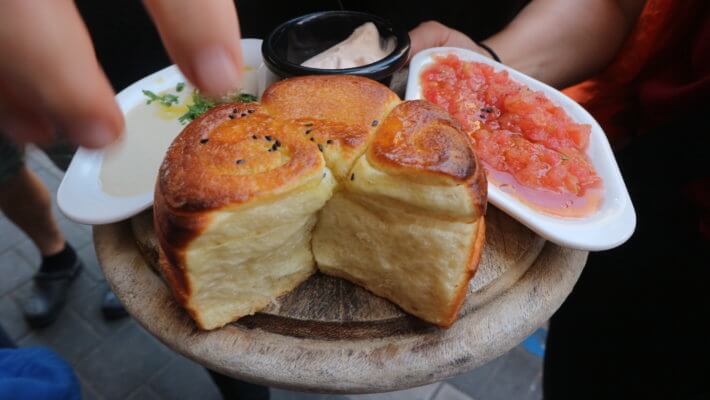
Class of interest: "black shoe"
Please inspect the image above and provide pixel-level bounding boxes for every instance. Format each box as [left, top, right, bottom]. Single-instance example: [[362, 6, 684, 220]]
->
[[21, 259, 83, 329], [101, 289, 128, 320]]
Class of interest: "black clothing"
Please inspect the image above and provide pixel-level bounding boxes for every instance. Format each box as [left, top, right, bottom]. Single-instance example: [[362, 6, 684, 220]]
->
[[75, 1, 528, 91]]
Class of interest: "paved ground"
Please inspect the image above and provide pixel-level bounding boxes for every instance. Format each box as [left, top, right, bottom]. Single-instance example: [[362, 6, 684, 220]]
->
[[0, 147, 544, 400]]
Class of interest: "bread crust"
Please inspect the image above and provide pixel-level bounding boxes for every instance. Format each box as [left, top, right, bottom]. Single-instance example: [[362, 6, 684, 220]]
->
[[153, 186, 206, 316], [368, 100, 488, 219], [440, 217, 486, 327], [262, 75, 400, 130], [158, 103, 323, 212], [262, 75, 401, 180], [369, 101, 474, 179]]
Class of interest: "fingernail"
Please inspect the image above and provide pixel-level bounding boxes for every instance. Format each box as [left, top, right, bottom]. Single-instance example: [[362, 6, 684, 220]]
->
[[193, 46, 241, 96], [72, 120, 117, 148]]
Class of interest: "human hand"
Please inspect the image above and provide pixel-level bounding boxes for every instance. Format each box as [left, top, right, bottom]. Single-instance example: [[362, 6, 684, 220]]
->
[[408, 21, 490, 62], [0, 0, 243, 148]]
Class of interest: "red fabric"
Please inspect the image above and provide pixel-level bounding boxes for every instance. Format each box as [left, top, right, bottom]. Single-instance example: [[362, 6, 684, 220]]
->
[[637, 12, 710, 130], [563, 0, 709, 241], [563, 0, 708, 146]]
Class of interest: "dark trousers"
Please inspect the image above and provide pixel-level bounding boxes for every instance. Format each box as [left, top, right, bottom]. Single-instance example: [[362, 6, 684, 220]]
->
[[543, 112, 710, 399], [208, 370, 270, 400], [0, 324, 15, 349]]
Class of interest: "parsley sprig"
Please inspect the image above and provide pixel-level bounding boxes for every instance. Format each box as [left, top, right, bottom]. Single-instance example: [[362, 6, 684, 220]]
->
[[233, 93, 258, 103], [142, 82, 258, 125], [178, 91, 257, 124], [142, 90, 179, 107], [178, 92, 215, 124]]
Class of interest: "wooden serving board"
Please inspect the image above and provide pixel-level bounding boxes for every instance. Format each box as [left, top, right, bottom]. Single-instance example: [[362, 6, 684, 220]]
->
[[95, 206, 587, 393]]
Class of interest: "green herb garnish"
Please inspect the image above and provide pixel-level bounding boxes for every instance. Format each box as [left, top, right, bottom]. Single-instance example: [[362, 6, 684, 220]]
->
[[143, 81, 258, 124], [560, 154, 570, 161], [235, 93, 258, 103], [178, 92, 215, 124], [177, 90, 258, 124], [142, 90, 179, 107]]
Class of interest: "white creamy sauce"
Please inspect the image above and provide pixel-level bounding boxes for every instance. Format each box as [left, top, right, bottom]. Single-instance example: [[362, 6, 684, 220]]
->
[[240, 66, 259, 97], [99, 92, 188, 197], [301, 22, 395, 69], [100, 65, 260, 198]]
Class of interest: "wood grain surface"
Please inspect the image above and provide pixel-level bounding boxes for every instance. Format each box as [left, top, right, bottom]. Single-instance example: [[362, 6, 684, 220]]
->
[[97, 206, 587, 393]]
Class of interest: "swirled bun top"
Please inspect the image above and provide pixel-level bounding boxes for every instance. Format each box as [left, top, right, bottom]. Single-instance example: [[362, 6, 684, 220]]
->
[[262, 75, 400, 180], [369, 100, 478, 183], [346, 100, 487, 221], [158, 103, 324, 212], [262, 75, 400, 131]]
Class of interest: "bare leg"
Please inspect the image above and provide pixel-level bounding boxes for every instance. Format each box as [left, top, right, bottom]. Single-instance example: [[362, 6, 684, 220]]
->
[[0, 165, 65, 256], [0, 164, 81, 328]]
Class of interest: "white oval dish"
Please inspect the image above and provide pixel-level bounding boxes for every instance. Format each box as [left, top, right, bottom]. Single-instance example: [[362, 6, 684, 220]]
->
[[406, 47, 635, 251], [58, 39, 273, 225]]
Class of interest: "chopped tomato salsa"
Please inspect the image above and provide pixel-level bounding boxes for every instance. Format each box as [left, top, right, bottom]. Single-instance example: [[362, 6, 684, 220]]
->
[[421, 54, 602, 215]]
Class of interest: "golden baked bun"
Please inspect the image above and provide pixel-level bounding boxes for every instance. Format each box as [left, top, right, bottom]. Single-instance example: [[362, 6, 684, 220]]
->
[[155, 75, 487, 330], [262, 75, 400, 180], [312, 100, 487, 327], [155, 103, 336, 330]]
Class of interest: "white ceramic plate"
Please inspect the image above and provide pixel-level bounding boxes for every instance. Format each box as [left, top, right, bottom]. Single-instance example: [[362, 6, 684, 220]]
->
[[58, 39, 276, 225], [406, 47, 635, 250]]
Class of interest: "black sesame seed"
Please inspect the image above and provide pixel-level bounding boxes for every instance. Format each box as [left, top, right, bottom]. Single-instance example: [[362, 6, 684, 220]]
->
[[252, 135, 258, 139], [371, 120, 379, 127], [241, 112, 247, 117], [247, 109, 255, 113], [317, 144, 324, 152], [232, 109, 238, 113], [305, 129, 312, 135], [304, 122, 314, 127], [200, 138, 209, 144], [228, 114, 235, 119], [326, 139, 333, 144], [265, 135, 272, 141], [275, 140, 281, 147], [271, 142, 278, 151], [350, 173, 355, 181], [479, 114, 486, 119], [310, 137, 314, 142], [236, 159, 245, 164]]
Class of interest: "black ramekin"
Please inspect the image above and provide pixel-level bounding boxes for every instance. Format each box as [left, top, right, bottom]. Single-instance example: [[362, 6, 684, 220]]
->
[[261, 11, 410, 85]]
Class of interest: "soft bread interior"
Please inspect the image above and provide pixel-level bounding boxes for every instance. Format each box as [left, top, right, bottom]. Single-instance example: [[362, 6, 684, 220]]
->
[[346, 156, 479, 221], [312, 158, 480, 326], [184, 170, 336, 329]]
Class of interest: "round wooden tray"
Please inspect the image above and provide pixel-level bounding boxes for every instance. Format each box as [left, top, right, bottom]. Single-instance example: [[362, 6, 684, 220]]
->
[[95, 207, 586, 394]]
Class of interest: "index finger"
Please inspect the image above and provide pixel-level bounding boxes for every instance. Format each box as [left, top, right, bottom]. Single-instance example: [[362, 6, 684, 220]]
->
[[143, 0, 243, 97]]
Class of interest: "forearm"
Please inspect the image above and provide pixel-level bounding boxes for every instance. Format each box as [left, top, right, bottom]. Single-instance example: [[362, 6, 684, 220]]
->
[[485, 0, 645, 88]]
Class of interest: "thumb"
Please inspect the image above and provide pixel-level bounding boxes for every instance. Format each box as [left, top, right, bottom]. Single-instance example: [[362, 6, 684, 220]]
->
[[143, 0, 243, 97], [408, 21, 484, 63], [408, 21, 452, 62]]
